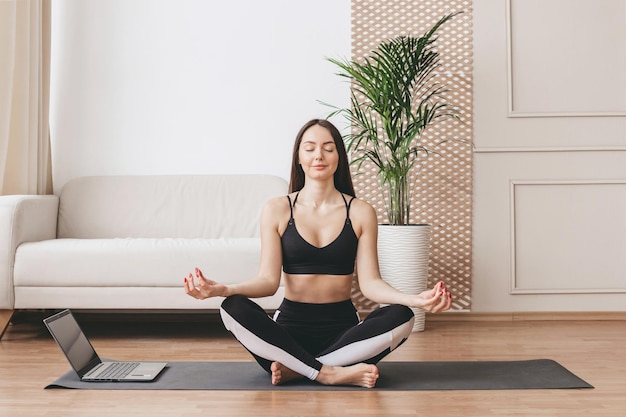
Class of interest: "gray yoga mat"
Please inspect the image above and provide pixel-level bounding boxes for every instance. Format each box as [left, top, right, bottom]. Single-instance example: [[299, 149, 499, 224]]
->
[[45, 359, 593, 391]]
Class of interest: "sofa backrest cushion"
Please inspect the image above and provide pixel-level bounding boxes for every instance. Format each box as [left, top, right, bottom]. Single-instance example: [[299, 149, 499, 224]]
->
[[58, 175, 288, 239]]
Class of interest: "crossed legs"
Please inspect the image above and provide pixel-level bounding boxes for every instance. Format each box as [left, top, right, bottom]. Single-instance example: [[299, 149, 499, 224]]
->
[[219, 295, 414, 388]]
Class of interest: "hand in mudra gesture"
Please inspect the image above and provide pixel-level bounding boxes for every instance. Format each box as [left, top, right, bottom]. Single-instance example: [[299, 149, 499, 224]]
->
[[411, 281, 452, 313], [183, 267, 227, 300]]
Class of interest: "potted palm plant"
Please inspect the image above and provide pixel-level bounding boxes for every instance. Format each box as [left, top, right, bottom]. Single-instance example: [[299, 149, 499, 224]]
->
[[326, 12, 463, 331]]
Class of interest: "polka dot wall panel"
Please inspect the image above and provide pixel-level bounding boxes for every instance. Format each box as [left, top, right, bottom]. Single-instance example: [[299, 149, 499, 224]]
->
[[349, 0, 473, 312]]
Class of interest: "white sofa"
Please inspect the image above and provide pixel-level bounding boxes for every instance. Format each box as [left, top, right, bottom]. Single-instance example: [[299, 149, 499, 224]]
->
[[0, 175, 288, 338]]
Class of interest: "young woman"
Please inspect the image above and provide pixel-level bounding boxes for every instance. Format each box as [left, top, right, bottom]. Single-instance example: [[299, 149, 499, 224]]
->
[[184, 119, 452, 388]]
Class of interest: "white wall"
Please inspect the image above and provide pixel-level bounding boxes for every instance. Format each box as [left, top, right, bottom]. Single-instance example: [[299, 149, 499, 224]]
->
[[472, 0, 626, 311], [49, 0, 350, 193], [51, 0, 626, 312]]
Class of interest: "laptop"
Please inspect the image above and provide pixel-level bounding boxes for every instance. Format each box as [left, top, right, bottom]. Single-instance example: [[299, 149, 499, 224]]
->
[[44, 309, 167, 382]]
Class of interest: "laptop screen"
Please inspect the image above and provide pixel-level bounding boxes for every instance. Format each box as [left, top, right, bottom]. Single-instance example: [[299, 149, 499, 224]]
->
[[44, 310, 101, 377]]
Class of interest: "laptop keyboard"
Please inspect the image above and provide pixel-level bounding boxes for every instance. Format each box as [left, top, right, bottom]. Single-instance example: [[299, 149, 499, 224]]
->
[[98, 362, 140, 379]]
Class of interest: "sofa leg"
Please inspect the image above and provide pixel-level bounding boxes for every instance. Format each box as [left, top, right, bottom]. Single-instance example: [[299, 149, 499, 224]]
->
[[0, 310, 15, 339]]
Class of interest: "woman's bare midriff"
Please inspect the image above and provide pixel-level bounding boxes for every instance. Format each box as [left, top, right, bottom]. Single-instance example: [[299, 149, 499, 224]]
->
[[283, 274, 353, 304]]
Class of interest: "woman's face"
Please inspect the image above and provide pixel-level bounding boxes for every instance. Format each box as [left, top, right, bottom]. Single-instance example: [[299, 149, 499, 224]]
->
[[298, 124, 339, 182]]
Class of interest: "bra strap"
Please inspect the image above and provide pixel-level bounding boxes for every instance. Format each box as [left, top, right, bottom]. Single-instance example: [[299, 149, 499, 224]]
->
[[286, 195, 294, 222], [287, 192, 300, 224], [341, 194, 355, 223]]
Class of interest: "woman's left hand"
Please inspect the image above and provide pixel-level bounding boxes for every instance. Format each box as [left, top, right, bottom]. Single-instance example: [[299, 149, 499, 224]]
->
[[410, 281, 452, 313]]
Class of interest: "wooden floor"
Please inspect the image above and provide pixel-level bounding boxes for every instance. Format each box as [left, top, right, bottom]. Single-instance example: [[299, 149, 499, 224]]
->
[[1, 311, 624, 417]]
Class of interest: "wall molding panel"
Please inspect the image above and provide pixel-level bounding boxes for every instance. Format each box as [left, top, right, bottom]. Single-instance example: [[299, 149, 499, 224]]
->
[[509, 180, 626, 295], [473, 0, 626, 311], [506, 0, 626, 117]]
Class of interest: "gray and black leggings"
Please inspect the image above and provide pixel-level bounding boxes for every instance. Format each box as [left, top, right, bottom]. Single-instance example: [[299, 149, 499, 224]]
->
[[220, 294, 415, 381]]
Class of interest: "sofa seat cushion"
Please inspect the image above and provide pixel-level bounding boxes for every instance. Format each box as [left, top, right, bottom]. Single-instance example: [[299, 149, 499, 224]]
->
[[14, 238, 265, 288]]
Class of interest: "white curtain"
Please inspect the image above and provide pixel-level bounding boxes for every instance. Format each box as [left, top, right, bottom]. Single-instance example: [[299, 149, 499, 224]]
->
[[0, 0, 51, 195]]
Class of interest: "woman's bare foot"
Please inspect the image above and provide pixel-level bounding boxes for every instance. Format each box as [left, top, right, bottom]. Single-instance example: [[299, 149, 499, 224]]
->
[[270, 362, 304, 385], [315, 363, 379, 388]]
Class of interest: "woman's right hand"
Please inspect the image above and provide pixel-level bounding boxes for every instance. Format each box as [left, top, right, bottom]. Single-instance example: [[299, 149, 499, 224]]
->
[[184, 267, 228, 300]]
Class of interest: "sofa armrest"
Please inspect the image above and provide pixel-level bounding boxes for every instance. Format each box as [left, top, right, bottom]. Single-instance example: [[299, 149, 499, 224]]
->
[[0, 195, 59, 309]]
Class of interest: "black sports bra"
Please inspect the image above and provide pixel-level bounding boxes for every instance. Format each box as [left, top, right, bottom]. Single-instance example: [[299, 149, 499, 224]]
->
[[281, 192, 358, 275]]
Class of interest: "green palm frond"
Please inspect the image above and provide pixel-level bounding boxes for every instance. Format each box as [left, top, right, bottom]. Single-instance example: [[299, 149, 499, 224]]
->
[[325, 12, 464, 224]]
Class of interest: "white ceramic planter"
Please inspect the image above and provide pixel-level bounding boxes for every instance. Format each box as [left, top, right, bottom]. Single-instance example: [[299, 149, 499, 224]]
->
[[377, 224, 431, 332]]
